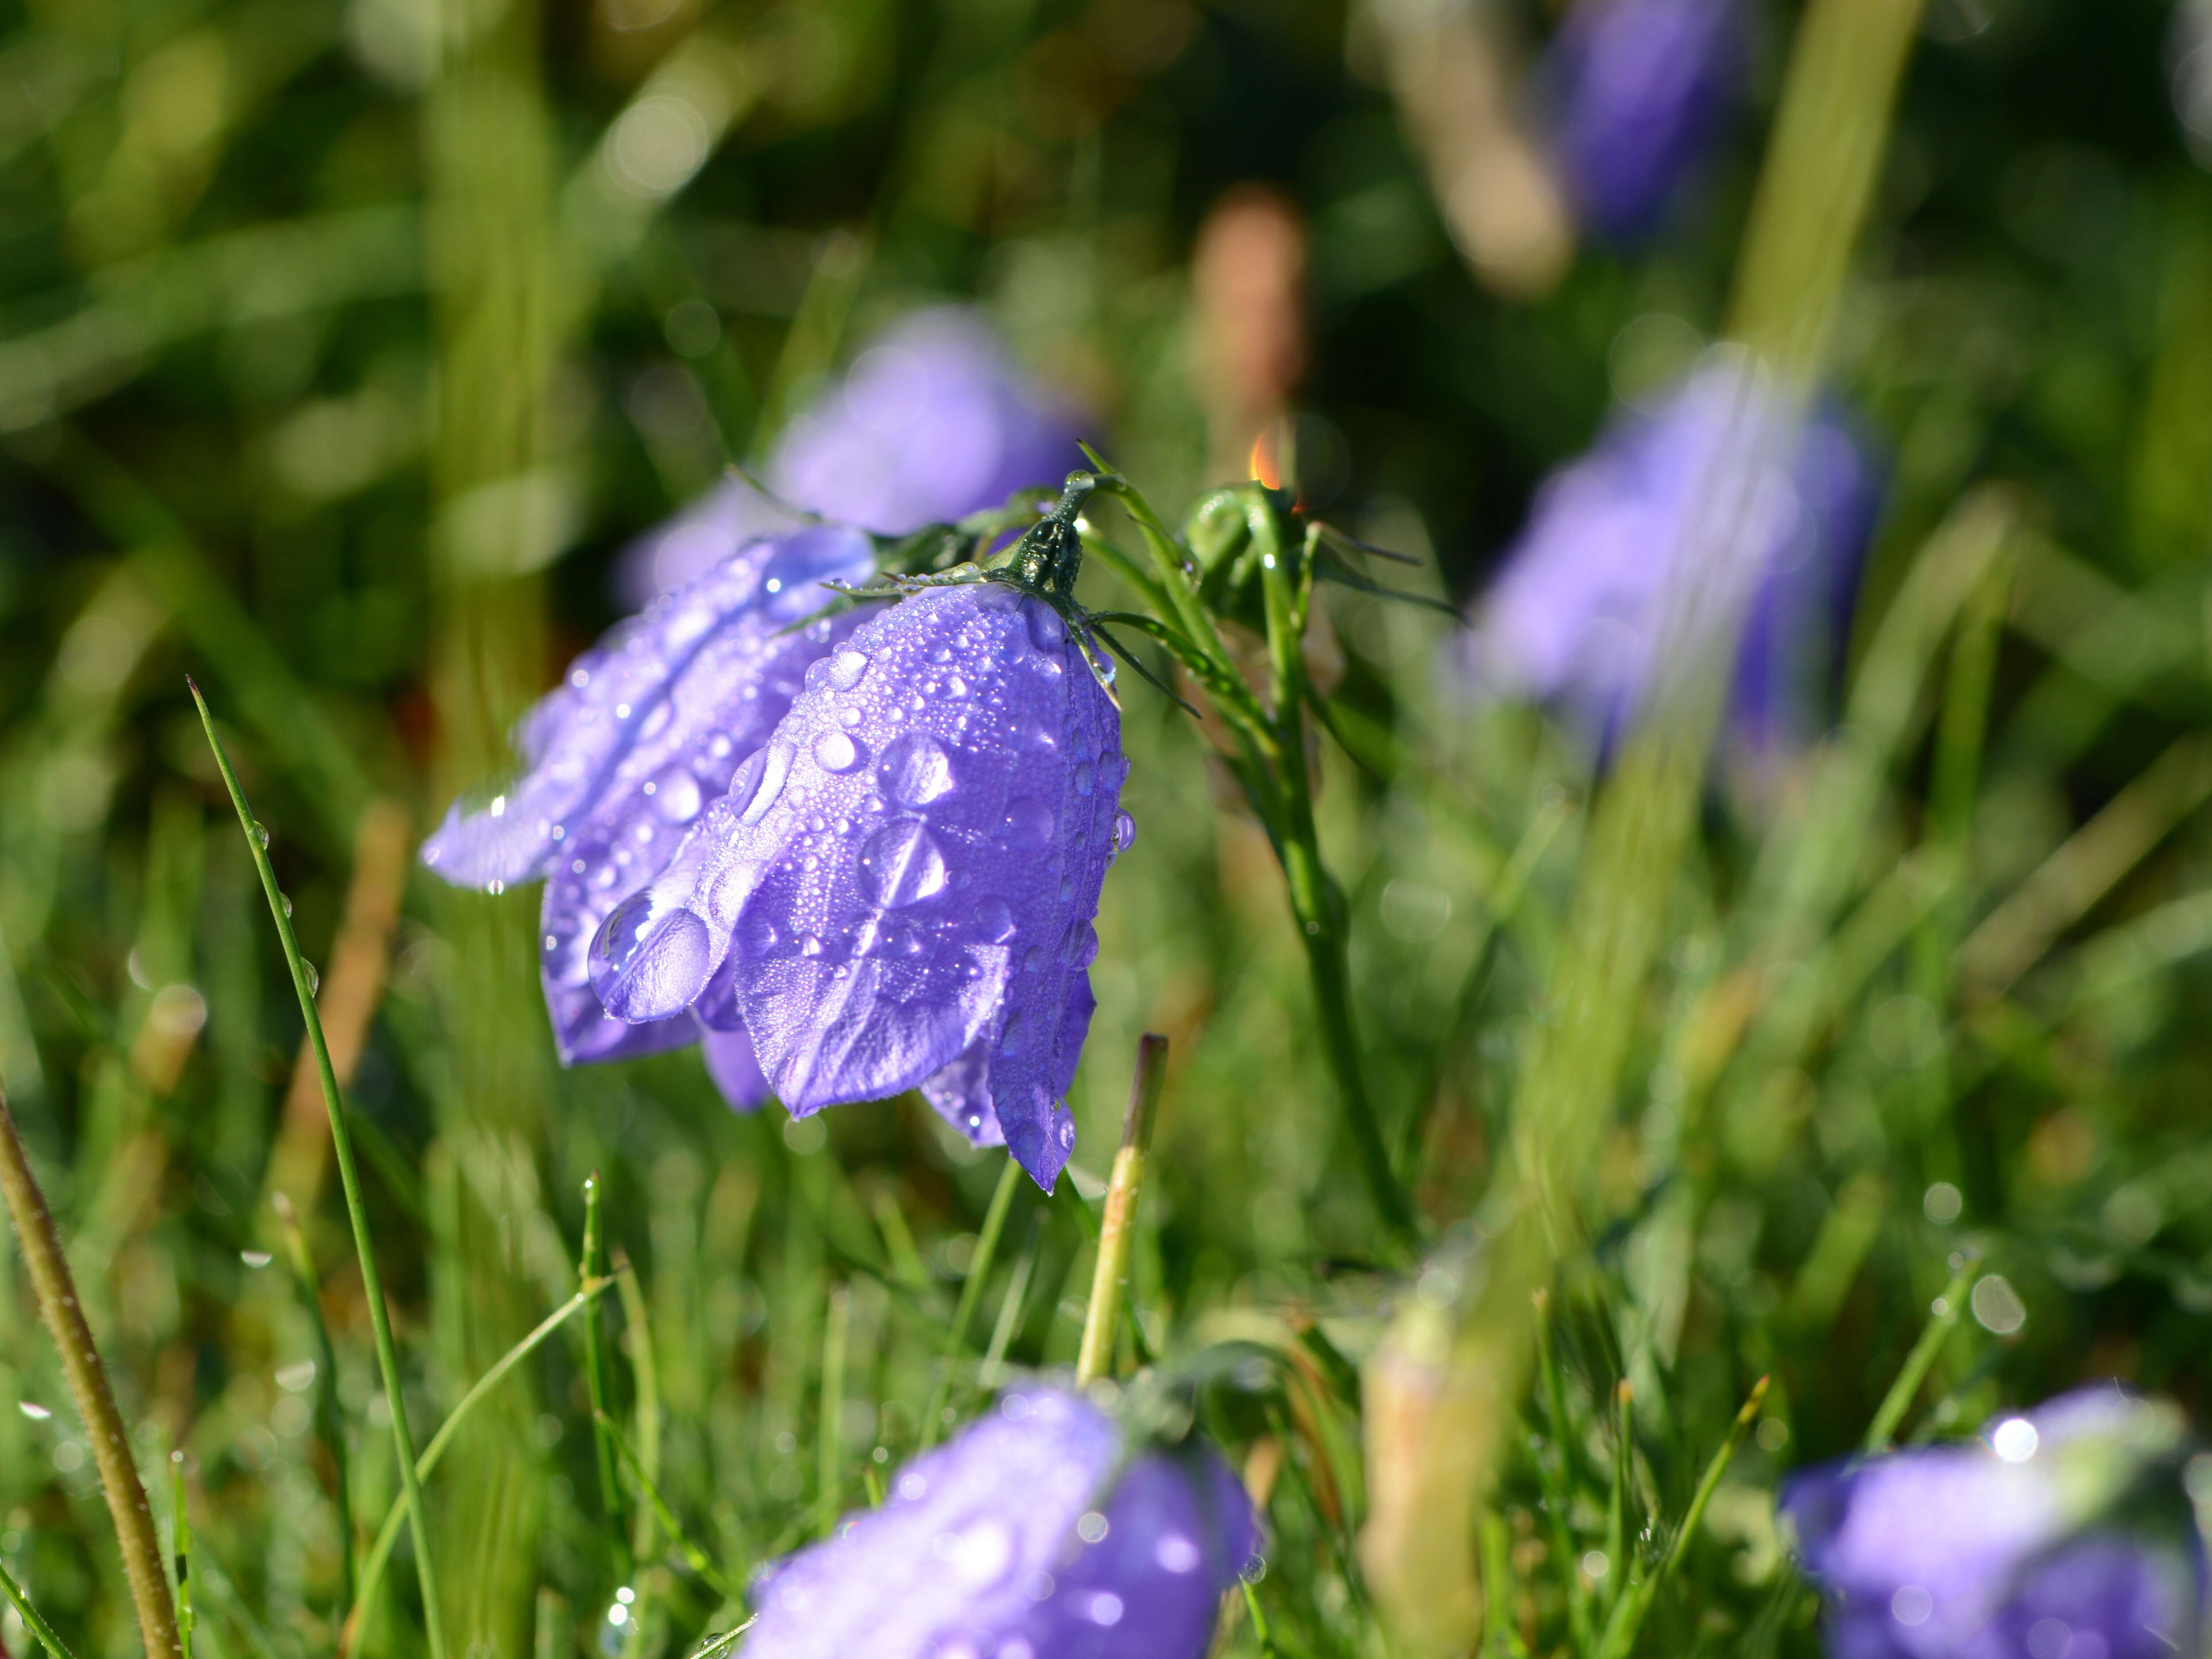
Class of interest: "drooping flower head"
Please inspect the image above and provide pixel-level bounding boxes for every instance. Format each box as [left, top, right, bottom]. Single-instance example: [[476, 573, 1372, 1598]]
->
[[624, 308, 1085, 601], [1460, 353, 1882, 761], [1544, 0, 1747, 245], [1780, 1388, 2210, 1659], [740, 1384, 1258, 1659], [584, 482, 1131, 1191], [421, 527, 877, 1101]]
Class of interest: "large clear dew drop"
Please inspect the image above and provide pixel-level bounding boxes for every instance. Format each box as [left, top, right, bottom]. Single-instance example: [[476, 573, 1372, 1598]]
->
[[857, 818, 950, 909], [879, 731, 955, 807], [588, 892, 711, 1021]]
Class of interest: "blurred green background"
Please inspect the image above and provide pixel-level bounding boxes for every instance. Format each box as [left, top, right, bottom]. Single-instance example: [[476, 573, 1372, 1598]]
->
[[3, 0, 2212, 1653]]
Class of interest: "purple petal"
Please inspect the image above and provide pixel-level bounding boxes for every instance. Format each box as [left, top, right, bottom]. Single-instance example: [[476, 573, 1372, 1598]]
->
[[613, 472, 814, 610], [741, 1387, 1121, 1659], [770, 309, 1085, 538], [612, 580, 1126, 1190], [742, 1388, 1257, 1659], [699, 1023, 771, 1112], [920, 1042, 1009, 1147]]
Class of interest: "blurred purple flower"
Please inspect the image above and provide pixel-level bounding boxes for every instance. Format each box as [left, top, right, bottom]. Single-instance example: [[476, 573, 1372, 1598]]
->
[[584, 576, 1130, 1191], [1780, 1388, 2209, 1659], [1546, 0, 1746, 244], [741, 1385, 1257, 1659], [421, 525, 875, 1105], [622, 309, 1083, 602], [1461, 355, 1882, 758]]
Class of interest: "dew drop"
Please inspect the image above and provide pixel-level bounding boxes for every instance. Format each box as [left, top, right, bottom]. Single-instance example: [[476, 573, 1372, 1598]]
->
[[858, 820, 951, 909], [280, 893, 294, 918], [929, 646, 954, 665], [814, 731, 862, 773], [840, 705, 863, 728], [1025, 600, 1067, 653], [250, 820, 271, 851], [302, 962, 320, 996], [974, 897, 1016, 943], [588, 894, 711, 1021], [946, 674, 968, 698], [729, 742, 795, 827], [800, 934, 824, 958], [650, 768, 704, 824], [879, 733, 955, 808], [737, 910, 783, 958], [828, 649, 870, 690], [1113, 811, 1137, 853], [1074, 762, 1095, 797], [1001, 797, 1055, 851]]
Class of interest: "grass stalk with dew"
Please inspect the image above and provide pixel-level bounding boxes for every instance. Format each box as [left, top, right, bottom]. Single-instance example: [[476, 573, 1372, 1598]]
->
[[1861, 1249, 1981, 1454], [0, 1554, 77, 1659], [187, 679, 447, 1659], [1076, 1034, 1168, 1386], [0, 1075, 181, 1658]]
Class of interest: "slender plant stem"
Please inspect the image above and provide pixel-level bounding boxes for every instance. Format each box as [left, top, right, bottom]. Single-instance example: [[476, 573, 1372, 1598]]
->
[[352, 1280, 611, 1633], [187, 680, 445, 1659], [920, 1158, 1023, 1448], [579, 1173, 631, 1569], [0, 1078, 181, 1657], [170, 1451, 194, 1659], [271, 1190, 354, 1625], [1863, 1250, 1980, 1453], [596, 1414, 746, 1606], [818, 1285, 849, 1531], [0, 1553, 77, 1659], [1075, 1035, 1168, 1386]]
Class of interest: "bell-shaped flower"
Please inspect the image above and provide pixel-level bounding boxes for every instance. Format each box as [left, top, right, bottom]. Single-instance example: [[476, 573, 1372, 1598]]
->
[[1544, 0, 1746, 244], [740, 1385, 1258, 1659], [624, 308, 1084, 601], [1779, 1387, 2209, 1659], [421, 525, 876, 1101], [1460, 353, 1882, 760], [583, 573, 1131, 1191]]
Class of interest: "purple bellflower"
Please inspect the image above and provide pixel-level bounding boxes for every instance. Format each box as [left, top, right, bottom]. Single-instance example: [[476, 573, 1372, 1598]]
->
[[1780, 1388, 2210, 1659], [623, 308, 1084, 602], [1546, 0, 1747, 245], [581, 489, 1131, 1191], [421, 525, 877, 1103], [1461, 354, 1882, 760], [740, 1384, 1259, 1659]]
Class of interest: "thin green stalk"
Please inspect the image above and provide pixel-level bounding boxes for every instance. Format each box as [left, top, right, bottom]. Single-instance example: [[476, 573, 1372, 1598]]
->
[[1529, 1291, 1590, 1654], [920, 1159, 1023, 1448], [170, 1452, 194, 1659], [579, 1173, 631, 1568], [597, 1414, 746, 1606], [0, 1077, 181, 1658], [0, 1555, 78, 1659], [1592, 1377, 1768, 1659], [353, 1279, 612, 1630], [1863, 1251, 1980, 1453], [191, 679, 445, 1659], [1477, 1512, 1524, 1659], [1076, 1035, 1168, 1385], [1603, 1382, 1633, 1614], [980, 1215, 1042, 1389], [817, 1285, 850, 1533], [271, 1190, 354, 1625]]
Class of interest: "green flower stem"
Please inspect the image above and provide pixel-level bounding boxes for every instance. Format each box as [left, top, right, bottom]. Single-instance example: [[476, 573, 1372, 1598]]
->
[[187, 680, 445, 1659], [0, 1553, 77, 1659], [0, 1077, 181, 1658], [579, 1173, 631, 1572], [169, 1451, 194, 1659], [1075, 1035, 1168, 1387]]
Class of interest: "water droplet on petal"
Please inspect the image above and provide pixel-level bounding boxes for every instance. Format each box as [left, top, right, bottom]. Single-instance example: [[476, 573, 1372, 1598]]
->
[[800, 934, 824, 958], [1025, 600, 1067, 653], [974, 897, 1015, 943], [828, 648, 870, 690], [650, 767, 703, 824], [813, 731, 862, 773], [999, 1010, 1025, 1055], [737, 909, 783, 958], [1074, 762, 1094, 797], [1002, 797, 1055, 850], [879, 733, 955, 808], [858, 820, 950, 909], [729, 742, 795, 827], [1113, 811, 1137, 853], [589, 893, 711, 1020]]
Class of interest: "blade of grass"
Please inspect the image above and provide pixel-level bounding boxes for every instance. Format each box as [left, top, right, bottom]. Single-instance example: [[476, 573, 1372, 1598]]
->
[[271, 1189, 355, 1625], [580, 1173, 631, 1570], [920, 1157, 1023, 1448], [351, 1278, 613, 1639], [169, 1451, 194, 1659], [1075, 1035, 1167, 1386], [596, 1413, 746, 1606], [818, 1285, 849, 1533], [1863, 1250, 1980, 1453], [0, 1075, 181, 1658], [188, 677, 443, 1659], [0, 1553, 80, 1659]]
